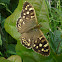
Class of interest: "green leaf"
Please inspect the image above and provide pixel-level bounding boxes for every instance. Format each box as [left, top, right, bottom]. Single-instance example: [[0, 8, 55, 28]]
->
[[0, 34, 2, 46], [4, 0, 23, 41], [7, 44, 16, 55], [54, 30, 62, 54], [0, 52, 2, 55], [49, 29, 62, 54], [7, 55, 22, 62], [0, 0, 10, 4], [0, 57, 12, 62], [0, 0, 11, 13]]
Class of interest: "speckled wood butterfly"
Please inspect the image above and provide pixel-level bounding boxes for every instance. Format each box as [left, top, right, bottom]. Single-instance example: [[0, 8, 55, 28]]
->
[[16, 1, 50, 56]]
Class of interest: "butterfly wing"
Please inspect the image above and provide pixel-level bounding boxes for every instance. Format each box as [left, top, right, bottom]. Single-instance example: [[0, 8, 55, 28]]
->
[[21, 33, 32, 48], [32, 29, 50, 56], [16, 2, 38, 33]]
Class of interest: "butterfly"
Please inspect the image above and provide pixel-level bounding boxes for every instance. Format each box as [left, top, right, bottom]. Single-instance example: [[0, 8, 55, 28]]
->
[[16, 1, 50, 56]]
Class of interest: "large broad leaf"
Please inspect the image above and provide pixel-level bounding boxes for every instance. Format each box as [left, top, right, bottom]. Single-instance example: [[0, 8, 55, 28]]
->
[[0, 55, 22, 62], [0, 57, 12, 62], [4, 0, 62, 62], [7, 55, 22, 62], [49, 28, 62, 55]]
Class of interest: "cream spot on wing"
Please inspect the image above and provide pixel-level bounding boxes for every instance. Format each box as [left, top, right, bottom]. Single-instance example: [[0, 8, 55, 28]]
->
[[42, 48, 44, 51], [23, 16, 25, 18], [35, 40, 37, 43], [23, 22, 25, 24], [44, 49, 49, 52], [26, 11, 29, 14], [28, 39, 30, 42], [19, 19, 23, 22], [33, 44, 36, 47], [31, 16, 34, 18], [28, 43, 30, 46], [27, 5, 29, 7], [39, 37, 43, 40], [44, 43, 49, 47], [29, 8, 34, 11], [19, 19, 23, 25], [39, 43, 42, 47], [45, 49, 49, 52], [25, 8, 27, 10], [26, 17, 29, 19], [36, 46, 38, 49], [23, 13, 26, 15]]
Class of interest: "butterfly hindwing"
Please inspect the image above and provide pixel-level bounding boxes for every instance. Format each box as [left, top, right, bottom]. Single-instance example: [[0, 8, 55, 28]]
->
[[21, 33, 32, 48], [32, 30, 50, 56]]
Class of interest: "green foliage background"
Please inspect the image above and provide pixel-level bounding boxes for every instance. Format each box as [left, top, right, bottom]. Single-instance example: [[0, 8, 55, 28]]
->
[[0, 0, 62, 62]]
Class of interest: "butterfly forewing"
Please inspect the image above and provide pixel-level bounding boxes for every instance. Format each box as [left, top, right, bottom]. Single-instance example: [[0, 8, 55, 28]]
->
[[16, 2, 38, 33], [16, 1, 50, 56], [21, 2, 37, 21], [17, 17, 37, 33]]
